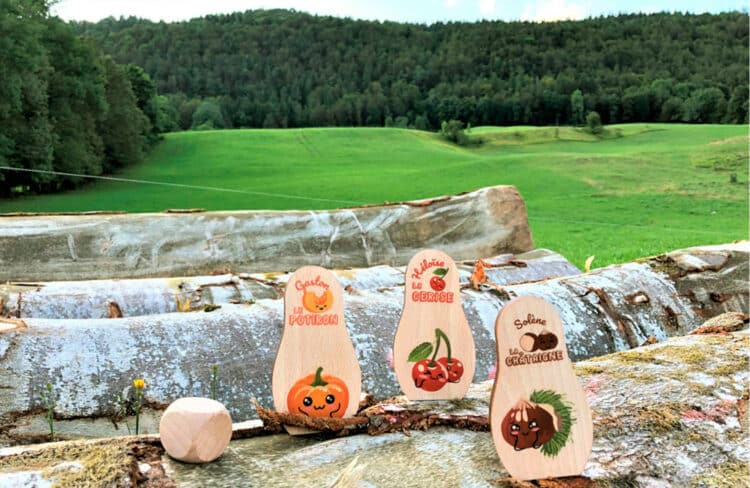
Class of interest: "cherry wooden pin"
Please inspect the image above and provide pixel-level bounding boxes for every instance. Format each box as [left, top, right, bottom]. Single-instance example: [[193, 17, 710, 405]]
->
[[393, 249, 476, 400], [490, 296, 593, 480], [272, 266, 361, 435]]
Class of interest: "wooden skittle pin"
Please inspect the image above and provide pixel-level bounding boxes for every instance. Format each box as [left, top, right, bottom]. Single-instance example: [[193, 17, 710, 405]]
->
[[393, 249, 476, 400], [272, 266, 361, 435], [490, 296, 593, 480]]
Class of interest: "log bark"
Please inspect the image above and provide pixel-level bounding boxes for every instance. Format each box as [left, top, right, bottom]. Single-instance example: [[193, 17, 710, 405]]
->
[[0, 185, 533, 281], [0, 243, 745, 426], [0, 249, 578, 319], [1, 329, 747, 487]]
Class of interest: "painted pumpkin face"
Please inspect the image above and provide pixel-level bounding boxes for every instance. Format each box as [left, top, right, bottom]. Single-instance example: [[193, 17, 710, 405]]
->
[[501, 400, 558, 451], [287, 367, 349, 418], [302, 289, 334, 313]]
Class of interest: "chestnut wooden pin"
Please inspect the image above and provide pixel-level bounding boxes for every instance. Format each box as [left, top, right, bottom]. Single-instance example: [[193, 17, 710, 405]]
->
[[272, 266, 361, 435], [490, 296, 593, 480], [393, 249, 476, 400]]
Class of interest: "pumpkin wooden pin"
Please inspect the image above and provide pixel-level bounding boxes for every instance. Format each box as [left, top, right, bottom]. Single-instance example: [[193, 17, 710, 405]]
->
[[393, 249, 476, 400], [490, 296, 593, 480], [272, 266, 361, 434]]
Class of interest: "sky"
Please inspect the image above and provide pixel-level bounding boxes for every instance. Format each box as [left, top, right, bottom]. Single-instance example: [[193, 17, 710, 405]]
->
[[52, 0, 748, 24]]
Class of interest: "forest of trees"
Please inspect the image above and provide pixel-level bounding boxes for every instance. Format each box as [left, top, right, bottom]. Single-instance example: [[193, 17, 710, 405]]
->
[[0, 0, 162, 196], [73, 9, 749, 131], [1, 5, 747, 196]]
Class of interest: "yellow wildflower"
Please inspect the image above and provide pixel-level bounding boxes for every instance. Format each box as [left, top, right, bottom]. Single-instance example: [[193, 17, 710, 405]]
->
[[176, 296, 191, 312], [133, 378, 145, 389]]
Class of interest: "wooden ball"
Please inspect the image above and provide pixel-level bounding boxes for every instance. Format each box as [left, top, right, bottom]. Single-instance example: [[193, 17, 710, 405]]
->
[[159, 397, 233, 463]]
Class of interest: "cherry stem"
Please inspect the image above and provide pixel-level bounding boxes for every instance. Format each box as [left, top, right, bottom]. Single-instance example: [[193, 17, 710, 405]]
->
[[311, 366, 328, 387], [430, 330, 442, 366], [434, 328, 452, 363]]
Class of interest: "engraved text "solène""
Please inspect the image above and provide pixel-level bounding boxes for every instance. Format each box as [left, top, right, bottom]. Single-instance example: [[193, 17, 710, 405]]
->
[[513, 313, 546, 329]]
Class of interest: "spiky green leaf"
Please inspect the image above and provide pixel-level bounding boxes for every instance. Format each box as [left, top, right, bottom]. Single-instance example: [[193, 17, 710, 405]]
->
[[530, 389, 576, 457]]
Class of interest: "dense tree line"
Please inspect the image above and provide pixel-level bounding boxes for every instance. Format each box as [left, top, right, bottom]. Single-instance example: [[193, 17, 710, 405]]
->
[[2, 7, 747, 196], [72, 10, 749, 131], [0, 0, 160, 196]]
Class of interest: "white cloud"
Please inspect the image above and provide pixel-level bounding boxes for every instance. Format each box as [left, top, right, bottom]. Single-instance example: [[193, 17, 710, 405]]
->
[[444, 0, 459, 8], [521, 0, 589, 22], [478, 0, 496, 15]]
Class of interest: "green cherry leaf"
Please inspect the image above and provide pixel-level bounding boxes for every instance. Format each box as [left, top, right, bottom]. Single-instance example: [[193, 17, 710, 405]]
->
[[433, 267, 448, 277], [408, 342, 433, 362]]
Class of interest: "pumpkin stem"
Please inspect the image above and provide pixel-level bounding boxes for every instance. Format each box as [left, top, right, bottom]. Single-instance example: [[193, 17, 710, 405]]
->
[[311, 366, 329, 387]]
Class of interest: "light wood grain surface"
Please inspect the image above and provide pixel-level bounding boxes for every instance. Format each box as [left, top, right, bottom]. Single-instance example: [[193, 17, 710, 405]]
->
[[490, 296, 593, 480], [272, 266, 361, 434], [393, 249, 476, 400]]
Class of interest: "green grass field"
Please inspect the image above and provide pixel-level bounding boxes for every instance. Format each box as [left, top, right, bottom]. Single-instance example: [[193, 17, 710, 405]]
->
[[1, 124, 747, 268]]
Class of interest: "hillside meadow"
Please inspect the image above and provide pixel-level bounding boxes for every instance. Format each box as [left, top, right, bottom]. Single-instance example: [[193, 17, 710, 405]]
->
[[0, 124, 746, 267]]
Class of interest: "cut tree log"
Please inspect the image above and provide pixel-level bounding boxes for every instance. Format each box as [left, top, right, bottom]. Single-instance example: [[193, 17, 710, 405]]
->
[[0, 185, 533, 281], [1, 329, 746, 486], [0, 249, 578, 319], [0, 243, 746, 434]]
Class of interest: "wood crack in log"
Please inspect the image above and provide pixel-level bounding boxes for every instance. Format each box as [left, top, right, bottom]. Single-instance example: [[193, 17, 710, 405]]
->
[[689, 312, 749, 335], [662, 305, 680, 333], [9, 293, 22, 319], [586, 287, 640, 348], [647, 251, 731, 279], [195, 279, 242, 306], [107, 301, 123, 318], [243, 276, 285, 298]]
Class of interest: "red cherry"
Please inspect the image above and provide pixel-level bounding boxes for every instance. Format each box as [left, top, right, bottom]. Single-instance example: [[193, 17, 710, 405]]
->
[[411, 360, 447, 391], [429, 276, 446, 291], [437, 357, 464, 383]]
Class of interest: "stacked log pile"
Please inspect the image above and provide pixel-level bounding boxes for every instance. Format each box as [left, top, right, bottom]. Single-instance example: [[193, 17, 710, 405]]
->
[[0, 242, 746, 431]]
